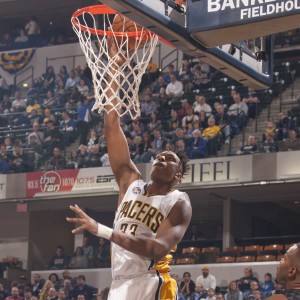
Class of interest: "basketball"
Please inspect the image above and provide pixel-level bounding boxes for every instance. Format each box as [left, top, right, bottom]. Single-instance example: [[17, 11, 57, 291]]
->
[[111, 14, 148, 50]]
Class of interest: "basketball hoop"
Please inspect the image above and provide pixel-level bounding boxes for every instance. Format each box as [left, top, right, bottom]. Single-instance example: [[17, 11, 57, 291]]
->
[[71, 5, 165, 119]]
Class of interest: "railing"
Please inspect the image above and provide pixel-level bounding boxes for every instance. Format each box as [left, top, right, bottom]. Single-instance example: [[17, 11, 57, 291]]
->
[[14, 66, 34, 91], [160, 48, 180, 72]]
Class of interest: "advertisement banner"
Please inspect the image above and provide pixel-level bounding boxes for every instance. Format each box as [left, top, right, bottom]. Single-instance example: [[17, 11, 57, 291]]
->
[[26, 168, 117, 198]]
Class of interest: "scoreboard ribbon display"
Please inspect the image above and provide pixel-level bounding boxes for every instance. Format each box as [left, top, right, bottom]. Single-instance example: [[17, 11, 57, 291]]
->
[[187, 0, 300, 47]]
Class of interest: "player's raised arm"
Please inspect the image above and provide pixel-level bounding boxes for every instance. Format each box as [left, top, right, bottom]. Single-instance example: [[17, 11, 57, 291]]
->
[[67, 194, 192, 261], [104, 37, 141, 200]]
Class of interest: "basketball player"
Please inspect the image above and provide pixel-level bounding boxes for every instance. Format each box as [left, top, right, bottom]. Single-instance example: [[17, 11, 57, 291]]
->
[[66, 37, 192, 299], [267, 243, 300, 300]]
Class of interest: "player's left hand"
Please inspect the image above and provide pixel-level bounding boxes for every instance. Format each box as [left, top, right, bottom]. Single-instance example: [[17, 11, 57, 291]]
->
[[66, 204, 98, 235]]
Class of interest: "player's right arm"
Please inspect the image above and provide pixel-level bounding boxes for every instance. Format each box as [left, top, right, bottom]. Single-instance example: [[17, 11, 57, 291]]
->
[[104, 37, 141, 201]]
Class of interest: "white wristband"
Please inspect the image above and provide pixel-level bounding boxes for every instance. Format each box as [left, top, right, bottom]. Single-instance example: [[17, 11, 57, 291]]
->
[[96, 223, 113, 240]]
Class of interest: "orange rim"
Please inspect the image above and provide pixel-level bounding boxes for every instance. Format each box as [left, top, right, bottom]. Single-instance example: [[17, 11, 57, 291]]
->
[[71, 5, 174, 47]]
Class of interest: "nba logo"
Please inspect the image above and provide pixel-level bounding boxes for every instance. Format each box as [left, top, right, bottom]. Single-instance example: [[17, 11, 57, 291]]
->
[[132, 187, 141, 194]]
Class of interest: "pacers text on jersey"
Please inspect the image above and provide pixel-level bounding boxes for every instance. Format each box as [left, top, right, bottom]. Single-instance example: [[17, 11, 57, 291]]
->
[[207, 0, 300, 20], [117, 200, 165, 233]]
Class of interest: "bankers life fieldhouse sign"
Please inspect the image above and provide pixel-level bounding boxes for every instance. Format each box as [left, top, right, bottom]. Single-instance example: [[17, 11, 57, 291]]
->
[[187, 0, 300, 47]]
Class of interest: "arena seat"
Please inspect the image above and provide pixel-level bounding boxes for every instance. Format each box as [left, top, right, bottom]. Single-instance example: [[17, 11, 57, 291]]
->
[[285, 243, 296, 250], [202, 247, 220, 254], [236, 256, 256, 263], [263, 244, 284, 255], [256, 255, 276, 262], [216, 256, 235, 263], [243, 245, 263, 256], [225, 246, 243, 253], [176, 257, 196, 264], [182, 247, 201, 255]]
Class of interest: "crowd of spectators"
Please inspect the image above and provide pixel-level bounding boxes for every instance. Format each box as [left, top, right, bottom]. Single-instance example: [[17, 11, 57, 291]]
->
[[172, 266, 282, 300], [0, 55, 299, 174], [0, 272, 109, 300]]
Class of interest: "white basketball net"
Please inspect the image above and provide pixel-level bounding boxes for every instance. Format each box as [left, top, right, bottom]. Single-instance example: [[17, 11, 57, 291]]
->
[[72, 8, 159, 119]]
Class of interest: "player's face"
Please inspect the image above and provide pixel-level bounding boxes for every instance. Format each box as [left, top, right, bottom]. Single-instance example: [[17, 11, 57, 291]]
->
[[151, 151, 182, 184], [276, 246, 297, 287]]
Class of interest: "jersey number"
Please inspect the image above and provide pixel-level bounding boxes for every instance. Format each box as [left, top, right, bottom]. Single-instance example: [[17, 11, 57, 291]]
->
[[120, 223, 139, 236]]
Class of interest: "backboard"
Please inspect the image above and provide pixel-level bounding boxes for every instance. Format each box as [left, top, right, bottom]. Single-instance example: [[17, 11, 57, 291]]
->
[[99, 0, 275, 90]]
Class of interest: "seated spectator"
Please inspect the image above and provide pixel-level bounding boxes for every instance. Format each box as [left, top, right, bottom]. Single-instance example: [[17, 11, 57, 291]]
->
[[180, 64, 194, 92], [187, 120, 202, 138], [4, 137, 13, 153], [179, 272, 195, 300], [77, 79, 89, 97], [25, 16, 41, 47], [192, 65, 210, 91], [77, 146, 89, 168], [152, 75, 167, 97], [133, 132, 152, 163], [214, 104, 231, 144], [93, 238, 110, 268], [198, 110, 208, 131], [0, 75, 9, 100], [44, 120, 63, 157], [28, 109, 42, 126], [47, 288, 57, 300], [2, 94, 12, 113], [164, 64, 179, 84], [48, 246, 69, 270], [167, 110, 181, 135], [14, 29, 29, 45], [157, 88, 171, 117], [207, 288, 216, 300], [0, 156, 9, 174], [237, 267, 258, 295], [40, 281, 54, 300], [57, 288, 69, 300], [57, 66, 69, 85], [182, 106, 199, 133], [66, 151, 78, 169], [42, 66, 56, 91], [27, 97, 42, 114], [71, 275, 99, 300], [202, 117, 222, 156], [8, 144, 27, 173], [275, 111, 295, 141], [194, 95, 212, 117], [176, 139, 187, 153], [148, 129, 165, 157], [225, 281, 243, 300], [68, 87, 84, 106], [26, 135, 43, 170], [236, 135, 258, 155], [28, 122, 44, 145], [187, 129, 206, 159], [262, 121, 275, 141], [31, 274, 44, 297], [228, 93, 248, 128], [77, 97, 92, 145], [258, 133, 278, 153], [196, 265, 216, 290], [259, 273, 274, 298], [242, 87, 259, 119], [11, 107, 29, 126], [0, 33, 13, 50], [65, 70, 80, 90], [69, 247, 88, 269], [42, 91, 56, 109], [147, 111, 162, 132], [81, 237, 93, 262], [166, 74, 183, 99], [190, 283, 206, 300], [130, 121, 144, 145], [49, 273, 61, 291], [11, 91, 26, 112], [140, 94, 157, 122], [281, 129, 300, 151], [47, 147, 66, 170], [5, 287, 22, 300], [87, 145, 102, 168], [60, 111, 76, 147], [171, 128, 186, 145], [177, 99, 189, 120], [193, 59, 211, 79]]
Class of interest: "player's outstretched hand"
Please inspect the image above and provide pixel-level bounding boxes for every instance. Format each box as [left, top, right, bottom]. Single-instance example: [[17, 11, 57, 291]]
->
[[66, 204, 98, 235]]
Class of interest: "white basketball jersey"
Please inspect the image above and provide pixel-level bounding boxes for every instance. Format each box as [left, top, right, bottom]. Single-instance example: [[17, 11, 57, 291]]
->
[[111, 179, 188, 280]]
